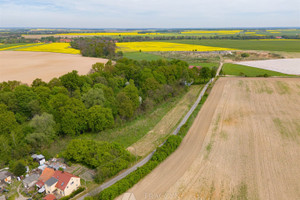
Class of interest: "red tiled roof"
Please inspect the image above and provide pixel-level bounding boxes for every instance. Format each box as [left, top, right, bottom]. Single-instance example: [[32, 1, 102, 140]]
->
[[43, 194, 56, 200], [39, 168, 55, 183], [36, 180, 44, 188], [52, 171, 78, 191], [189, 65, 202, 69]]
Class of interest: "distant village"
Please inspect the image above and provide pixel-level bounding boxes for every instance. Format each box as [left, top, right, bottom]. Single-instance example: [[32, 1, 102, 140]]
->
[[0, 155, 82, 200]]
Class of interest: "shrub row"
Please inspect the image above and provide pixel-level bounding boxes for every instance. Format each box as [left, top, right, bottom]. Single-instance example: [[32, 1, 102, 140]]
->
[[60, 187, 85, 200], [90, 135, 182, 200]]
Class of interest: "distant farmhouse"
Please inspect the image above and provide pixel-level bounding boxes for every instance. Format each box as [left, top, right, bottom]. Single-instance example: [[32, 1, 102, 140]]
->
[[189, 65, 202, 70]]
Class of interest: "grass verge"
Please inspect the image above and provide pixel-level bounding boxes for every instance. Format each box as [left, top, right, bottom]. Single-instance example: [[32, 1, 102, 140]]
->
[[222, 63, 291, 77], [123, 52, 165, 61]]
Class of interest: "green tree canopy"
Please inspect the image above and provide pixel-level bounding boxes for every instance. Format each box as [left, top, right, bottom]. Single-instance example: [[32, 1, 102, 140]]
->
[[82, 88, 106, 108], [87, 105, 114, 132], [0, 104, 17, 135]]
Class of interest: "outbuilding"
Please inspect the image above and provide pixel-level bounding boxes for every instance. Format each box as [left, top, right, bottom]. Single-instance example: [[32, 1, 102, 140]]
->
[[32, 154, 46, 165], [0, 170, 13, 184]]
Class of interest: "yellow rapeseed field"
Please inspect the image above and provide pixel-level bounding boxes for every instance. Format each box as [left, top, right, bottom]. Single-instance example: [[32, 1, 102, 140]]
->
[[181, 30, 241, 34], [116, 42, 235, 52], [15, 43, 80, 54], [57, 32, 162, 36]]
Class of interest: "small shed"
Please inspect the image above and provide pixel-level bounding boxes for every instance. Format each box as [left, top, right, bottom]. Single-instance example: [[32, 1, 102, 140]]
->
[[32, 154, 46, 165], [23, 173, 39, 188]]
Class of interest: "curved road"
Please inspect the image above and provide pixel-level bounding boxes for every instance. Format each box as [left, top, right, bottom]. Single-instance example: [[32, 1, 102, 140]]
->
[[77, 62, 223, 200]]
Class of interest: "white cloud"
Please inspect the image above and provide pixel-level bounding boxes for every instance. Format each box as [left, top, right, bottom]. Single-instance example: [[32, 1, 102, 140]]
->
[[0, 0, 299, 28]]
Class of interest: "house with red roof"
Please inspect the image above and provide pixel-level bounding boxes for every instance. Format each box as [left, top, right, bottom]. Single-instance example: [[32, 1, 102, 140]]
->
[[36, 168, 55, 189], [43, 194, 56, 200], [44, 171, 80, 197]]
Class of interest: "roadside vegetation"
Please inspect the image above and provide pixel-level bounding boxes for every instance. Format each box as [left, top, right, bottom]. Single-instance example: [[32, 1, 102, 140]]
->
[[88, 84, 210, 200]]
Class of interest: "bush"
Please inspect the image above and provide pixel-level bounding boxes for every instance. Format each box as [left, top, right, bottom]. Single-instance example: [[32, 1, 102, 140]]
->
[[96, 135, 182, 200], [63, 139, 135, 184], [241, 53, 250, 58], [59, 187, 85, 200]]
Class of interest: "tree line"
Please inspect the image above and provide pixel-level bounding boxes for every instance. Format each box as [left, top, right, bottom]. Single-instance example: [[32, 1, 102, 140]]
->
[[70, 38, 118, 59], [0, 58, 207, 168]]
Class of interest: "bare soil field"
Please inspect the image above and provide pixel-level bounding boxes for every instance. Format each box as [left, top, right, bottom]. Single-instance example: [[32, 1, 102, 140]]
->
[[122, 77, 300, 200], [23, 34, 88, 39], [0, 51, 108, 84], [127, 85, 203, 157], [235, 58, 300, 75]]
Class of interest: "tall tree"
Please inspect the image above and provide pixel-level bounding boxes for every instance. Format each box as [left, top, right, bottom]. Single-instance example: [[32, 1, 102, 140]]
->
[[87, 105, 114, 132], [0, 104, 17, 135], [82, 88, 106, 108]]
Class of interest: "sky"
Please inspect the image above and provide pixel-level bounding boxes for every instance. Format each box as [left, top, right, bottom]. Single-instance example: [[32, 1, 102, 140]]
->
[[0, 0, 299, 28]]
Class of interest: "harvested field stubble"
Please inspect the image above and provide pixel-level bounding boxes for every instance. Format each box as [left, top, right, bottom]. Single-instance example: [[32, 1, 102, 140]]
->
[[124, 77, 300, 200], [0, 51, 108, 84]]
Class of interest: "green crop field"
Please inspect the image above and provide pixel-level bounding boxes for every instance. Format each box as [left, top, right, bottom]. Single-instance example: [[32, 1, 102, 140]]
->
[[167, 39, 300, 52], [123, 52, 165, 61], [189, 62, 219, 69], [222, 63, 291, 77]]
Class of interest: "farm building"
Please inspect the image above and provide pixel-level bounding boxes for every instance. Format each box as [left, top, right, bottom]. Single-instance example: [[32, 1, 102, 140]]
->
[[44, 171, 80, 197]]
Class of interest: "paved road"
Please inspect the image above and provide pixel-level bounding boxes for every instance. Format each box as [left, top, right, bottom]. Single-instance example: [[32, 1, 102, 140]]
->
[[77, 62, 223, 200]]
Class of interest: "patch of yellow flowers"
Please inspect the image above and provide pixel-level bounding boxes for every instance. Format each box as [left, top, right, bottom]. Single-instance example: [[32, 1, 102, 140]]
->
[[57, 32, 163, 36], [15, 43, 80, 54], [116, 42, 235, 52], [181, 30, 241, 35]]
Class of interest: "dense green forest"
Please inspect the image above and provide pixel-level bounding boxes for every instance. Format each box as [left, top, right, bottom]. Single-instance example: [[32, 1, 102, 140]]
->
[[0, 58, 215, 171], [70, 38, 119, 58]]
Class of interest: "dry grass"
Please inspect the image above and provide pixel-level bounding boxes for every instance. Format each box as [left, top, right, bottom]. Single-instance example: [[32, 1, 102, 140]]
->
[[127, 85, 203, 157]]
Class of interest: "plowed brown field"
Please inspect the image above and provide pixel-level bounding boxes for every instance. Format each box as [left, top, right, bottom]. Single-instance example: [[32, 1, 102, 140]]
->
[[121, 77, 300, 200], [0, 51, 108, 84]]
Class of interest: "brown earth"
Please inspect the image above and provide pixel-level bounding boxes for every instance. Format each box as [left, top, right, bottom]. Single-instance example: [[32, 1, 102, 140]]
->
[[23, 34, 91, 39], [121, 77, 300, 200], [0, 51, 108, 84], [127, 85, 203, 157]]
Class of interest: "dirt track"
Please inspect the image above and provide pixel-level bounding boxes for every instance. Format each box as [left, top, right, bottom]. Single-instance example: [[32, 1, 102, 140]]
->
[[122, 77, 300, 200], [0, 51, 108, 84]]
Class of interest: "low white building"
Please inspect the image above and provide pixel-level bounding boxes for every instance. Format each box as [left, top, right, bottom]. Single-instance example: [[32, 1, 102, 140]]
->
[[32, 154, 46, 165]]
